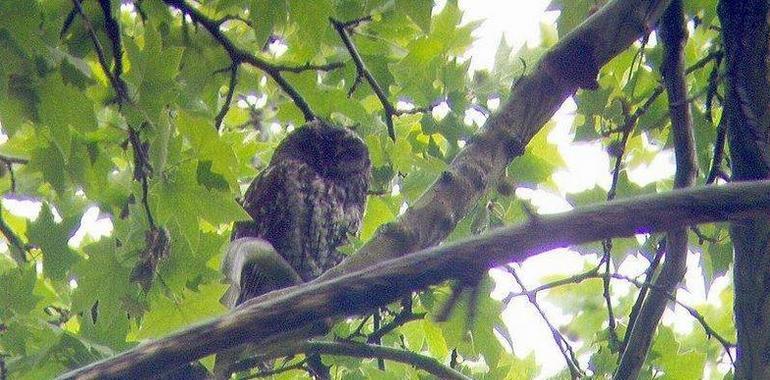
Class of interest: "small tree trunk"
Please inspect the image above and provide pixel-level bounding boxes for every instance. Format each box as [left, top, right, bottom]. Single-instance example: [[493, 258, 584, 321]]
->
[[718, 1, 770, 378]]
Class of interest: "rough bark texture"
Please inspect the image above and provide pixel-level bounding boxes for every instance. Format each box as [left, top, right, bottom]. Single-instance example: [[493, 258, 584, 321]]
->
[[56, 181, 770, 379], [718, 1, 770, 378], [615, 1, 697, 378]]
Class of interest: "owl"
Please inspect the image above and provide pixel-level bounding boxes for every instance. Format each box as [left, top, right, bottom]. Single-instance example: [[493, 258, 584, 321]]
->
[[225, 120, 371, 306]]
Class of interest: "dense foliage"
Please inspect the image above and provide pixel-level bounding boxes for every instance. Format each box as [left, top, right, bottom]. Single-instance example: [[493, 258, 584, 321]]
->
[[0, 0, 743, 379]]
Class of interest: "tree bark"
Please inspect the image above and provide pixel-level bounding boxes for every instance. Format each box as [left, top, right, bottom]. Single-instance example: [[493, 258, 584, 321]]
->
[[56, 181, 770, 379], [719, 1, 770, 378]]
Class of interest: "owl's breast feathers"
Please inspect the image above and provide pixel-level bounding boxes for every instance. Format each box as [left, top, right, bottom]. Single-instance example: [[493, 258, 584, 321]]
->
[[232, 156, 368, 282]]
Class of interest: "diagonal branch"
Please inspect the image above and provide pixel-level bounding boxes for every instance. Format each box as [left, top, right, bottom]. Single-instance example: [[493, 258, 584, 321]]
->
[[0, 154, 28, 193], [317, 0, 672, 285], [56, 180, 770, 379]]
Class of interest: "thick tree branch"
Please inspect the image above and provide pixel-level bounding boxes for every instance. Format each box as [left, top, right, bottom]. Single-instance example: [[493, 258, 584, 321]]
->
[[616, 1, 697, 378], [719, 0, 770, 378], [318, 0, 672, 283], [163, 0, 343, 122], [57, 180, 770, 379]]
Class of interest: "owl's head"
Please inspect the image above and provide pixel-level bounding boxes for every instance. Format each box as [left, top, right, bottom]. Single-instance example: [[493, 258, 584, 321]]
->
[[272, 120, 371, 179]]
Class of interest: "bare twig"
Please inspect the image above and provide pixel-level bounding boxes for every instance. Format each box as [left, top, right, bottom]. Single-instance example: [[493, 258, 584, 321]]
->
[[331, 16, 437, 141], [215, 65, 239, 131], [0, 154, 28, 193], [508, 269, 735, 367], [163, 0, 344, 122], [127, 126, 155, 229], [72, 0, 126, 102], [706, 116, 728, 184], [97, 0, 128, 100], [366, 309, 425, 344], [507, 267, 584, 378], [690, 225, 724, 244], [0, 154, 28, 165], [331, 17, 396, 140]]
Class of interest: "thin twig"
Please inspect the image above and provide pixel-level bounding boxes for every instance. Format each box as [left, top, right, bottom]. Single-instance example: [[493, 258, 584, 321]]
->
[[338, 15, 373, 29], [330, 17, 439, 141], [0, 203, 28, 264], [0, 154, 28, 193], [239, 362, 305, 379], [72, 0, 125, 101], [0, 154, 28, 165], [303, 341, 471, 380], [706, 116, 727, 184], [690, 225, 724, 244], [98, 0, 128, 100], [508, 268, 735, 367], [163, 0, 344, 122], [367, 310, 425, 344], [79, 1, 158, 231], [601, 251, 620, 348], [215, 65, 239, 131], [507, 267, 584, 379], [127, 127, 155, 229], [331, 17, 396, 140]]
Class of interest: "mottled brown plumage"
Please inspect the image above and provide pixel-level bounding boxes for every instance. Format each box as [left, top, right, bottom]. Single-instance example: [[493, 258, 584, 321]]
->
[[229, 120, 370, 305]]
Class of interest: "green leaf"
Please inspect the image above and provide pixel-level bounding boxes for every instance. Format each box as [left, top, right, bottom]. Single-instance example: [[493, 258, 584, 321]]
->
[[133, 282, 227, 339], [26, 205, 79, 281], [176, 111, 239, 185], [71, 240, 136, 349], [395, 0, 432, 34], [288, 0, 333, 60], [360, 197, 396, 241], [154, 161, 249, 241], [123, 25, 184, 125], [250, 0, 288, 47], [653, 326, 707, 379], [0, 265, 39, 318], [38, 74, 97, 156], [550, 0, 593, 37]]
